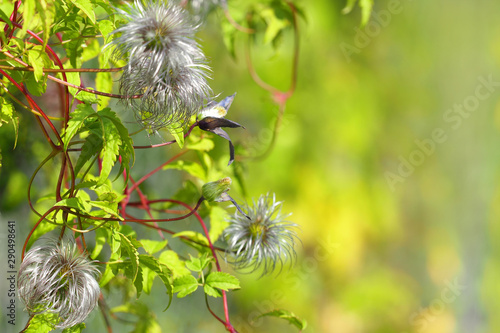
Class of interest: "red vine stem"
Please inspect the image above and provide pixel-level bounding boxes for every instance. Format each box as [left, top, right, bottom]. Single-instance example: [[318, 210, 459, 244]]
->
[[166, 199, 236, 332], [22, 206, 59, 260]]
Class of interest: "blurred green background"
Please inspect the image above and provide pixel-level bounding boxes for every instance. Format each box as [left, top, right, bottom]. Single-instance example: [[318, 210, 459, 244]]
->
[[2, 0, 500, 332]]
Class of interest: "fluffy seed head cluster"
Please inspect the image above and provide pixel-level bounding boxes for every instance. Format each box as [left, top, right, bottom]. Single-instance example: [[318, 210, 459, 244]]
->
[[224, 193, 299, 275], [17, 239, 101, 329], [111, 0, 212, 130]]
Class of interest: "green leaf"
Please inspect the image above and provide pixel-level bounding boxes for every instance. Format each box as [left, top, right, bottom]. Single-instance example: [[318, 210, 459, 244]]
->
[[208, 205, 230, 242], [97, 116, 121, 185], [24, 313, 58, 333], [74, 131, 102, 176], [261, 6, 290, 45], [64, 71, 82, 98], [62, 323, 86, 333], [158, 250, 190, 278], [70, 0, 96, 24], [204, 283, 223, 298], [173, 231, 210, 254], [27, 50, 44, 82], [25, 72, 47, 96], [91, 227, 108, 258], [54, 197, 91, 213], [99, 259, 115, 287], [89, 200, 122, 220], [205, 272, 240, 291], [163, 160, 206, 181], [98, 19, 115, 42], [185, 253, 212, 272], [141, 239, 168, 255], [138, 254, 173, 297], [96, 71, 112, 108], [257, 309, 308, 330], [187, 137, 215, 151], [22, 0, 36, 36], [0, 8, 12, 30], [35, 0, 51, 49], [166, 122, 184, 148], [75, 88, 100, 104], [99, 108, 135, 182], [0, 97, 19, 148], [173, 274, 199, 298], [64, 103, 96, 150], [119, 232, 140, 282], [110, 229, 121, 256], [82, 38, 100, 62]]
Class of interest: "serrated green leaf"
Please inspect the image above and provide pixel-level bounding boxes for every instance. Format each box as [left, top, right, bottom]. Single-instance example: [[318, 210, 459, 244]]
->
[[70, 0, 96, 24], [99, 108, 135, 182], [97, 117, 121, 185], [205, 271, 240, 291], [141, 239, 168, 254], [74, 131, 102, 176], [204, 283, 223, 298], [158, 250, 190, 278], [163, 160, 206, 181], [134, 265, 144, 296], [24, 313, 58, 333], [257, 309, 307, 330], [173, 274, 199, 298], [64, 103, 96, 150], [138, 254, 169, 295], [185, 253, 211, 272], [208, 205, 229, 242], [119, 232, 140, 282]]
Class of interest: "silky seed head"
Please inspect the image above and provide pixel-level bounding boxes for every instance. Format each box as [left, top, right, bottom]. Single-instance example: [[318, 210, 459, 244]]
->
[[17, 239, 101, 329], [110, 0, 212, 129], [224, 193, 299, 275]]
